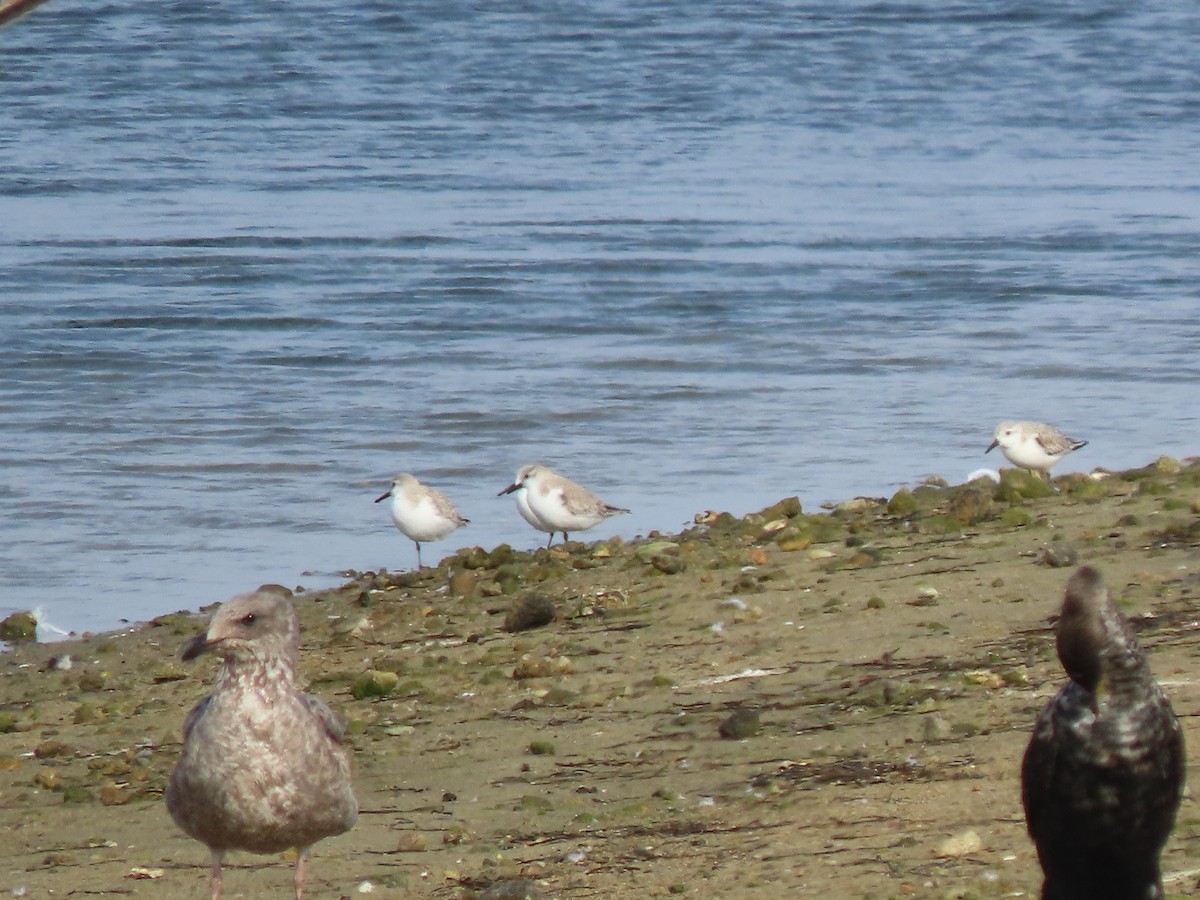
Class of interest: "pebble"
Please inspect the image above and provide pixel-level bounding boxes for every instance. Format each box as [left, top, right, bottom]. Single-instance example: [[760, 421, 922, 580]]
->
[[351, 670, 399, 699], [1040, 544, 1079, 568], [936, 829, 982, 857], [504, 595, 556, 632], [718, 708, 761, 740], [480, 878, 545, 900]]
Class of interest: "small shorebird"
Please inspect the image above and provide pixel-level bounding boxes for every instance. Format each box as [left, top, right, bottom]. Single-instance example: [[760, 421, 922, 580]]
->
[[374, 473, 468, 569], [499, 464, 629, 548], [1021, 567, 1183, 900], [166, 590, 358, 900], [985, 420, 1087, 477]]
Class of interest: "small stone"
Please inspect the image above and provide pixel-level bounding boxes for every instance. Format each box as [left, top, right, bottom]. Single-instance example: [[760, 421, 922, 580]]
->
[[760, 519, 789, 538], [775, 526, 813, 552], [635, 540, 680, 561], [62, 785, 94, 804], [330, 614, 370, 638], [395, 833, 427, 853], [833, 497, 878, 514], [1041, 545, 1079, 568], [1151, 455, 1183, 475], [512, 654, 572, 680], [99, 783, 130, 806], [480, 879, 545, 900], [1000, 507, 1034, 527], [994, 468, 1053, 501], [936, 829, 983, 858], [504, 595, 556, 632], [717, 708, 761, 740], [963, 670, 1006, 689], [0, 611, 37, 643], [77, 669, 106, 691], [923, 716, 953, 741], [758, 496, 802, 520], [650, 555, 687, 575], [947, 488, 992, 525], [34, 740, 71, 760], [887, 488, 919, 517], [443, 824, 474, 845], [448, 571, 479, 599], [351, 670, 399, 700]]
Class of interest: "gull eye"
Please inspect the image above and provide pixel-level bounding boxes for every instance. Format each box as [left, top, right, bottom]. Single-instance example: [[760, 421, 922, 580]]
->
[[240, 613, 257, 626]]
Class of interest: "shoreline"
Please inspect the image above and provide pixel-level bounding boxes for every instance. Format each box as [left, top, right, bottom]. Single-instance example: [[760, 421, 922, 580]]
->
[[1, 456, 1198, 898]]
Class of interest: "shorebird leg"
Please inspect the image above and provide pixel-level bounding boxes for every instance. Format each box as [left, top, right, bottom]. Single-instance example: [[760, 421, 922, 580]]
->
[[414, 540, 423, 569], [208, 848, 224, 900]]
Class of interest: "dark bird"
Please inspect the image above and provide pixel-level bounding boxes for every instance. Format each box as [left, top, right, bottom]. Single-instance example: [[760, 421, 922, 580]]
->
[[1021, 566, 1184, 900], [166, 590, 358, 899]]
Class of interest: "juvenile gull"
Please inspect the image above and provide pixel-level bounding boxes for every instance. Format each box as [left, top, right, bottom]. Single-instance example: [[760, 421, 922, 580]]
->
[[986, 420, 1087, 477], [166, 590, 358, 900], [499, 464, 629, 548], [374, 473, 468, 569], [1021, 566, 1184, 900]]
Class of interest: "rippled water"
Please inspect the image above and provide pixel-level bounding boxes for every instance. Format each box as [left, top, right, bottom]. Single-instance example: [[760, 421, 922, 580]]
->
[[2, 1, 1198, 636]]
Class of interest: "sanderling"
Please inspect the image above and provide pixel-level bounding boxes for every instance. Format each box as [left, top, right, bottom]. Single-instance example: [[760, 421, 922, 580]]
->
[[498, 464, 629, 548], [985, 421, 1087, 476], [374, 473, 468, 569]]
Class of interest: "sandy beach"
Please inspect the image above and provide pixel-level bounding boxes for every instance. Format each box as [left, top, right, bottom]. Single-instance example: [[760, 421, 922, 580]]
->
[[2, 458, 1199, 899]]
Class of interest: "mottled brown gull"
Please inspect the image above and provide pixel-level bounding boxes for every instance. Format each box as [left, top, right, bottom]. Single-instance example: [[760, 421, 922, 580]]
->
[[166, 590, 358, 899]]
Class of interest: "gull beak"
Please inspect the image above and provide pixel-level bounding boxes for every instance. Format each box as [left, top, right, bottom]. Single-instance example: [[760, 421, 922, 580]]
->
[[985, 439, 999, 454], [180, 632, 215, 662], [374, 490, 391, 503], [498, 482, 521, 497]]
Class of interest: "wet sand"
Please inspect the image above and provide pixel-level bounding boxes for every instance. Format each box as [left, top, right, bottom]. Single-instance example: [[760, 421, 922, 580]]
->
[[2, 458, 1199, 899]]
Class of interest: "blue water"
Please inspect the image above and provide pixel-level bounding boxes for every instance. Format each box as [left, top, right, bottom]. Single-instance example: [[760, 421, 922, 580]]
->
[[2, 1, 1198, 637]]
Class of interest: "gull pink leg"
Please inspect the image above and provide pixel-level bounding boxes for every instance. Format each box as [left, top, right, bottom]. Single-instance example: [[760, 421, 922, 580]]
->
[[294, 847, 309, 899], [209, 849, 224, 900]]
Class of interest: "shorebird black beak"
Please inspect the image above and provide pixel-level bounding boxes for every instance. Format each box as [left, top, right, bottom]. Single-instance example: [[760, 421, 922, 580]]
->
[[374, 491, 390, 503], [498, 482, 520, 496], [985, 439, 999, 454], [180, 633, 214, 662]]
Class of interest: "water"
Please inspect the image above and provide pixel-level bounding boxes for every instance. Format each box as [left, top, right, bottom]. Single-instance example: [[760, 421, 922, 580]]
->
[[2, 1, 1198, 638]]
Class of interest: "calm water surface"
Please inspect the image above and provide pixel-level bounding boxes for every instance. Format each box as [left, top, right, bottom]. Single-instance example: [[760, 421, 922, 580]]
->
[[2, 1, 1198, 637]]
